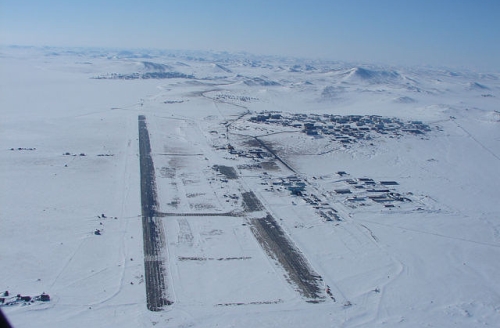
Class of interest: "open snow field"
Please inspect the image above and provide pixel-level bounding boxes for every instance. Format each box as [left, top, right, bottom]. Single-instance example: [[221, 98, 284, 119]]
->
[[1, 46, 500, 327]]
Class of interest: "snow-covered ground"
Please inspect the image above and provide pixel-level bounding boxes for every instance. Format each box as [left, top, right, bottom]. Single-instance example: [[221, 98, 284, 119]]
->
[[1, 46, 499, 327]]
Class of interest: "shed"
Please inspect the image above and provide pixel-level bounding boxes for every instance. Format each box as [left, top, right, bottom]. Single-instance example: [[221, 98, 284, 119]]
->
[[40, 293, 50, 302]]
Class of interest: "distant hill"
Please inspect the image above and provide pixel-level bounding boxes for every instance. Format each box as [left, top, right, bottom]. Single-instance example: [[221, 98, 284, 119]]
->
[[341, 67, 403, 84], [467, 81, 490, 90]]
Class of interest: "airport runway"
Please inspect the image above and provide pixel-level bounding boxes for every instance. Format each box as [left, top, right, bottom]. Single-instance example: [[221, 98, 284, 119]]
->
[[138, 115, 172, 311]]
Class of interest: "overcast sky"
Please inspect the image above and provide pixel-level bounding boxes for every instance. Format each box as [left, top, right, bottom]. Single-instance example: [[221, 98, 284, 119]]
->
[[1, 0, 499, 70]]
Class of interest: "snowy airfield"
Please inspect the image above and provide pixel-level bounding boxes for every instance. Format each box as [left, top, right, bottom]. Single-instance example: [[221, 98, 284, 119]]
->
[[1, 46, 500, 327]]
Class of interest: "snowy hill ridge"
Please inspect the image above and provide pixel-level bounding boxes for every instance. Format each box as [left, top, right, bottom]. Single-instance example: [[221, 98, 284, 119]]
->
[[342, 67, 401, 83], [467, 81, 490, 90], [5, 46, 496, 94]]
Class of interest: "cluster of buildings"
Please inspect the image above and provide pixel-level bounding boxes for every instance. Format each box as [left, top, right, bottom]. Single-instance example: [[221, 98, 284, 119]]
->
[[266, 175, 307, 195], [93, 72, 194, 80], [262, 175, 342, 222], [225, 144, 273, 160], [213, 93, 258, 103], [333, 172, 411, 208], [249, 112, 432, 143], [0, 291, 50, 306]]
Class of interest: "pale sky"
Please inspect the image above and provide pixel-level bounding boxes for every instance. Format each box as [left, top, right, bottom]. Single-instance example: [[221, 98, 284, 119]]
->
[[1, 0, 499, 70]]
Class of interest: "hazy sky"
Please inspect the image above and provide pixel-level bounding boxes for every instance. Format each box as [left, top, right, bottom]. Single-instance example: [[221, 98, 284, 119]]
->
[[1, 0, 499, 70]]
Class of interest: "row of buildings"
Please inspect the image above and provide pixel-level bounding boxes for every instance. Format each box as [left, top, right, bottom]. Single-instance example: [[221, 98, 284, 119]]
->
[[332, 172, 411, 208]]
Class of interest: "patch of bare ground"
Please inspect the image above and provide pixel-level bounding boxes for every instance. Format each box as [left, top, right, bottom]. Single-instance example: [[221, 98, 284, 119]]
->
[[213, 165, 238, 179]]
